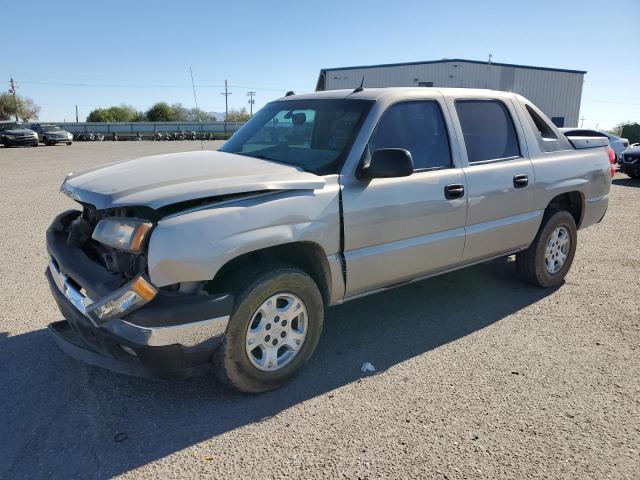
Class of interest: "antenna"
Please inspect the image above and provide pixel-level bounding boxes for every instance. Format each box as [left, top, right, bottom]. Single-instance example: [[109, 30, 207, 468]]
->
[[353, 76, 364, 93], [189, 67, 204, 150]]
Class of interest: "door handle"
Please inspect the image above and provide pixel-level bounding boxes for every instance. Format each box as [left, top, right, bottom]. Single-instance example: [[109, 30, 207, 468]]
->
[[444, 183, 465, 199], [513, 174, 529, 188]]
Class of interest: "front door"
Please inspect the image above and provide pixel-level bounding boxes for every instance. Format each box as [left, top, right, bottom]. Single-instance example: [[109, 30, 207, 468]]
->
[[341, 99, 467, 298]]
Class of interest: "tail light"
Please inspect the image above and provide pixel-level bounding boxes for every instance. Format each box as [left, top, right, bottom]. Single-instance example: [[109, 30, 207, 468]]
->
[[605, 146, 616, 177]]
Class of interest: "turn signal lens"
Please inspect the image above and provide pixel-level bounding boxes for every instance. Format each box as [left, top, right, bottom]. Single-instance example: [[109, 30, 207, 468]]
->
[[86, 275, 157, 323], [130, 276, 157, 302]]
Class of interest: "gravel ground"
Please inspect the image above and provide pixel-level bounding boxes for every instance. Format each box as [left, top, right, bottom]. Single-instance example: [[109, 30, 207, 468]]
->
[[0, 142, 638, 480]]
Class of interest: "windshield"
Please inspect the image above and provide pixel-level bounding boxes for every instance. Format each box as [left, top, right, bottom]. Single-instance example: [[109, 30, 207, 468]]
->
[[0, 123, 20, 132], [220, 99, 372, 175], [42, 125, 62, 132]]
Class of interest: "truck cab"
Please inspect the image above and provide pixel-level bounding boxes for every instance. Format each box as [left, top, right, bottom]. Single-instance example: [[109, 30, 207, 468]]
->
[[46, 88, 612, 392]]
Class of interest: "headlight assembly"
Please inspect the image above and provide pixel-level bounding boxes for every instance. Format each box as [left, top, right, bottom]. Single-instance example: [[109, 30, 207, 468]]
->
[[92, 218, 153, 253], [86, 275, 157, 323]]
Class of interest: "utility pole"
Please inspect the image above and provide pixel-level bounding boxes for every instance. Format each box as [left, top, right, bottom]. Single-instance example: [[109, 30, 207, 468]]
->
[[75, 105, 79, 123], [580, 116, 586, 128], [247, 91, 256, 117], [9, 76, 18, 122], [220, 79, 232, 133]]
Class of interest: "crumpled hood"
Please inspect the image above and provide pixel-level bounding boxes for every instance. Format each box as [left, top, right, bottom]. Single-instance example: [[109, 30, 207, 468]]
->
[[61, 150, 325, 210]]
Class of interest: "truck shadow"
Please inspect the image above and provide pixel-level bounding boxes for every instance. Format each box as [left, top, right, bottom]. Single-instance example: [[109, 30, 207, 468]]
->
[[0, 257, 558, 479]]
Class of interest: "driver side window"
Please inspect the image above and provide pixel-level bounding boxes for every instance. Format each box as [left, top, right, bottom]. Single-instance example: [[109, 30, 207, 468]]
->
[[368, 101, 452, 170]]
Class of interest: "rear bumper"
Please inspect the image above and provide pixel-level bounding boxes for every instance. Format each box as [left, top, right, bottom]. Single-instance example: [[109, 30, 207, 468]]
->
[[46, 210, 234, 380]]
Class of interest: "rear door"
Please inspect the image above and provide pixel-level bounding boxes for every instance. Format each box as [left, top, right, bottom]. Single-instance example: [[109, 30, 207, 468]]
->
[[450, 98, 537, 261], [341, 96, 467, 297]]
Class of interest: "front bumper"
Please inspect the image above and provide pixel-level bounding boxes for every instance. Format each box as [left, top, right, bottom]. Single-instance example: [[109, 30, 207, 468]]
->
[[46, 211, 234, 379], [3, 136, 38, 146], [46, 136, 72, 144], [619, 162, 639, 177]]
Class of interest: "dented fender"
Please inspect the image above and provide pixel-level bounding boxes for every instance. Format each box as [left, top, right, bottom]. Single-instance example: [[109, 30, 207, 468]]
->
[[147, 176, 342, 289]]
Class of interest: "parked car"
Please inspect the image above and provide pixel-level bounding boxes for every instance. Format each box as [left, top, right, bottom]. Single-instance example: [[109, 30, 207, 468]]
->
[[619, 145, 640, 178], [46, 88, 612, 393], [560, 128, 629, 161], [0, 121, 39, 147], [30, 124, 73, 146]]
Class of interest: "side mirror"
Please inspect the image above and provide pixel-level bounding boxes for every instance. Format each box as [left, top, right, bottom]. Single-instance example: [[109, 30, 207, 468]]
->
[[359, 148, 413, 179]]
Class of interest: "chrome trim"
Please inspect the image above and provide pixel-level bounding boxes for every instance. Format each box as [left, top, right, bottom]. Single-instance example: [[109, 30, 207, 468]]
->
[[49, 256, 228, 348], [48, 257, 96, 321], [103, 315, 230, 347]]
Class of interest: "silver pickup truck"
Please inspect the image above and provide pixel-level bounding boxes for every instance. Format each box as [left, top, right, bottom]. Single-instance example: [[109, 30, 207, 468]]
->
[[46, 88, 613, 392]]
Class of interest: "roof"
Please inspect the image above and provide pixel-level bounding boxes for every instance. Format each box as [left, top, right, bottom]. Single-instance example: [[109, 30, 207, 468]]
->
[[319, 58, 587, 75], [279, 87, 518, 102]]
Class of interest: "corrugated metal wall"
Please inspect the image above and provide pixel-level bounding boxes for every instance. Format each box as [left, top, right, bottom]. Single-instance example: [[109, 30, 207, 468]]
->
[[322, 61, 584, 127]]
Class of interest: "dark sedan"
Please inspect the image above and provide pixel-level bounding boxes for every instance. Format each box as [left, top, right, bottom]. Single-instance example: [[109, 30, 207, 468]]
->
[[619, 145, 640, 179], [0, 122, 39, 147]]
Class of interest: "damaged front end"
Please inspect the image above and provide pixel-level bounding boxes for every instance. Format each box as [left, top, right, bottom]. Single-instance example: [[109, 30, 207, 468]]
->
[[46, 205, 234, 380]]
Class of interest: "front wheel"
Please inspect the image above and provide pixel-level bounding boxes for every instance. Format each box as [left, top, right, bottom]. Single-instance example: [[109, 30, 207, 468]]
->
[[516, 210, 577, 288], [213, 265, 324, 393]]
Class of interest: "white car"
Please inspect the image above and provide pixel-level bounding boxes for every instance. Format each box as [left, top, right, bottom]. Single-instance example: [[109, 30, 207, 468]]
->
[[561, 128, 629, 160]]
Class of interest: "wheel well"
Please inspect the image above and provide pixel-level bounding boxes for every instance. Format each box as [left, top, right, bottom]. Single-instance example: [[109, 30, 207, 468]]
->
[[545, 192, 583, 227], [206, 242, 332, 305]]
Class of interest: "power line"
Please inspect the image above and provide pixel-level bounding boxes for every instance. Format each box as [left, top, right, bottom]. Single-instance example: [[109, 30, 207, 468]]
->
[[19, 79, 308, 93]]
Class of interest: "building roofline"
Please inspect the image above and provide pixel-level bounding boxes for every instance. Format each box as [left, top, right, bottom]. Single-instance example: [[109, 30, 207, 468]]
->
[[319, 58, 587, 75]]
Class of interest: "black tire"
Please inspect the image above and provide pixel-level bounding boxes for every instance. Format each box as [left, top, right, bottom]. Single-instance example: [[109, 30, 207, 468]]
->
[[628, 171, 640, 179], [213, 264, 324, 393], [66, 142, 72, 145], [516, 210, 577, 288]]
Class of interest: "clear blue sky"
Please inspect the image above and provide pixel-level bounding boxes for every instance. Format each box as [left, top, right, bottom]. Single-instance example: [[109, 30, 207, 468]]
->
[[2, 0, 638, 129]]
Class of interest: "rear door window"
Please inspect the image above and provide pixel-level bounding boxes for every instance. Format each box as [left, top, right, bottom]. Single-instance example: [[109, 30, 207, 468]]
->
[[455, 100, 521, 164]]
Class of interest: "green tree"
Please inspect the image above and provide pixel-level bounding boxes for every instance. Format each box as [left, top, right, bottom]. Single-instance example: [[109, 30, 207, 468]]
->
[[620, 123, 640, 145], [188, 109, 216, 122], [171, 103, 189, 121], [0, 92, 40, 121], [226, 107, 250, 122], [86, 104, 140, 122], [146, 102, 174, 121]]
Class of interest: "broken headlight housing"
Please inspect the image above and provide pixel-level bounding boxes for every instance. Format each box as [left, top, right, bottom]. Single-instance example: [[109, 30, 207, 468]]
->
[[86, 275, 157, 323]]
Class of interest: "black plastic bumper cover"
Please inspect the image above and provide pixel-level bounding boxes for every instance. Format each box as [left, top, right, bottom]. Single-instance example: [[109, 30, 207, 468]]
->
[[45, 211, 234, 380]]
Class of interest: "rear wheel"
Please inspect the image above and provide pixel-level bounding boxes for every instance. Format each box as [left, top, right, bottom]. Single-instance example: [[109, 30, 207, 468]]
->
[[213, 265, 324, 393], [516, 210, 577, 287]]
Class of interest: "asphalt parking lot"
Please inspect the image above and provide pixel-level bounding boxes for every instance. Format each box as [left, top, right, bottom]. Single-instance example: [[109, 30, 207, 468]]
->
[[1, 142, 639, 479]]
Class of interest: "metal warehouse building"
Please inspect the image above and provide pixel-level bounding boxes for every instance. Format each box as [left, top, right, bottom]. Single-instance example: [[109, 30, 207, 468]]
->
[[316, 58, 586, 127]]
